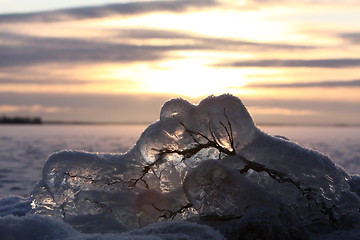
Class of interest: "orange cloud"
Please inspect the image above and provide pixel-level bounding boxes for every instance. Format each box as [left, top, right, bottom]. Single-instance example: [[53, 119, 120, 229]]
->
[[0, 104, 70, 113]]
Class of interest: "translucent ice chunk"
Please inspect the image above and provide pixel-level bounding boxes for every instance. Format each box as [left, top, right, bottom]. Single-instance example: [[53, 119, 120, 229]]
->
[[183, 160, 277, 217], [31, 94, 360, 233]]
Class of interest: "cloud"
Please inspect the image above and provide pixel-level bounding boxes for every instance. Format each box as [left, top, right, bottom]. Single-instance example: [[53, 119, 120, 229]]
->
[[0, 76, 138, 86], [239, 0, 360, 10], [0, 32, 202, 67], [0, 29, 312, 68], [248, 106, 316, 116], [242, 98, 360, 125], [0, 104, 70, 113], [215, 58, 360, 68], [245, 79, 360, 88], [0, 92, 359, 125], [243, 98, 360, 113], [117, 28, 312, 50], [339, 32, 360, 44], [0, 92, 170, 123], [0, 0, 218, 23]]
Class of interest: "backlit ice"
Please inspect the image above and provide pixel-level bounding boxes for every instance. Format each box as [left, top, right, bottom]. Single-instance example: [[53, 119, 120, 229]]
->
[[1, 94, 360, 240]]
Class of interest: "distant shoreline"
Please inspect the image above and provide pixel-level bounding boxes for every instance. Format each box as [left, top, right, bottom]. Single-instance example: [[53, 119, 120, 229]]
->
[[0, 116, 42, 124]]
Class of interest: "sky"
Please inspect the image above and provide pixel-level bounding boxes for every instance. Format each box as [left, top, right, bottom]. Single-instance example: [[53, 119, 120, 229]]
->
[[0, 0, 359, 125]]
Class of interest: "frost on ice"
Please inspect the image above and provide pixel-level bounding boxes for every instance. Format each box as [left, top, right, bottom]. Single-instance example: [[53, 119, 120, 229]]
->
[[31, 94, 360, 237]]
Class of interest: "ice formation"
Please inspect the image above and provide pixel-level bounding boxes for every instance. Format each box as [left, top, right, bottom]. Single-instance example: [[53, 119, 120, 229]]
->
[[30, 94, 360, 238]]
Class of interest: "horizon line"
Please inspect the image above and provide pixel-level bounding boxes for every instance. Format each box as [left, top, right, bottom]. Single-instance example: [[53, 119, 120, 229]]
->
[[1, 120, 359, 128]]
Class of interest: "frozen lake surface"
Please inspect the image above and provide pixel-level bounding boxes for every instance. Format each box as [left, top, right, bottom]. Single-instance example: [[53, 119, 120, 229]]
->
[[0, 124, 359, 197]]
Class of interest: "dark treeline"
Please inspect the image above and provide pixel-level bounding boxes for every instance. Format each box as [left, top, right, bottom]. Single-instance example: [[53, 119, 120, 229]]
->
[[0, 116, 42, 124]]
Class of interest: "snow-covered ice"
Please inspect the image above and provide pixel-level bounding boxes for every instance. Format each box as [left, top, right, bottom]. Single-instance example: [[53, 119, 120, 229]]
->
[[1, 94, 360, 240]]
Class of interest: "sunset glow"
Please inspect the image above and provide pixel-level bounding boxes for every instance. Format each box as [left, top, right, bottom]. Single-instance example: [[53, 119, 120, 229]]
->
[[0, 0, 359, 124]]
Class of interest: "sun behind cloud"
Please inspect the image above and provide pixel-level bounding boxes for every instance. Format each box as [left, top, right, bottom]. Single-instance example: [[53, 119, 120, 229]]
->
[[0, 0, 360, 124], [137, 59, 248, 98]]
